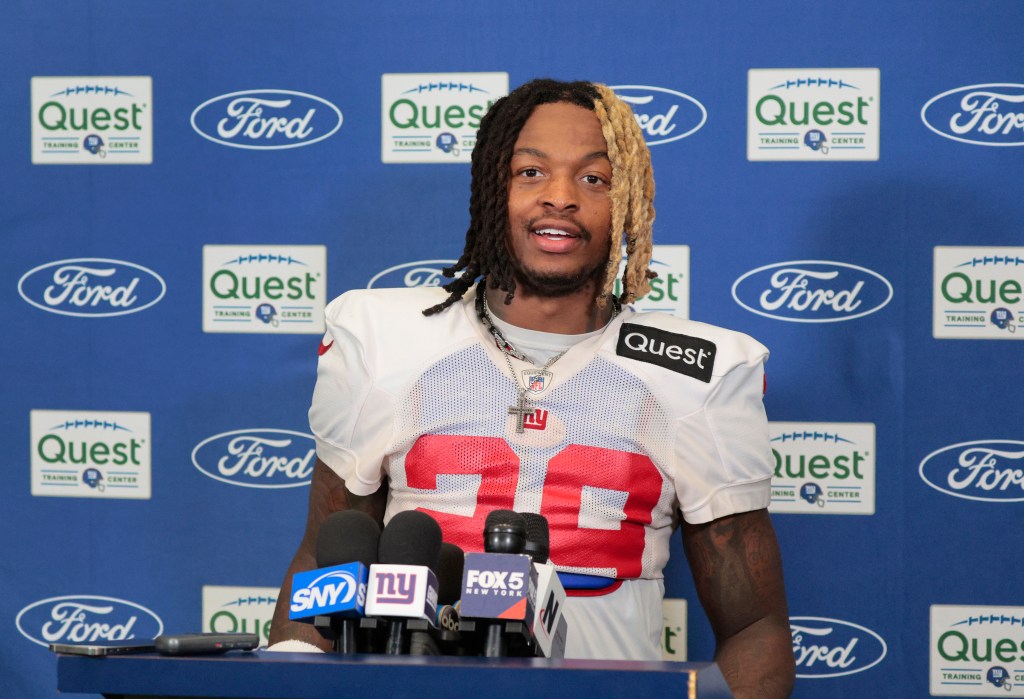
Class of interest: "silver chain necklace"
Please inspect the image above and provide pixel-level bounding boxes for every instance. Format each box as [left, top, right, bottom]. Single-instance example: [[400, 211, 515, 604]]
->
[[475, 280, 620, 433]]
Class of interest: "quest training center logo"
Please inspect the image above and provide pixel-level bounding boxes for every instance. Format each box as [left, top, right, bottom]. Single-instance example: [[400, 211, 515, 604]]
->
[[16, 595, 163, 647], [30, 410, 151, 499], [191, 89, 342, 150], [791, 616, 887, 680], [919, 440, 1024, 503], [191, 428, 315, 489], [661, 598, 688, 661], [768, 422, 875, 515], [922, 83, 1024, 147], [615, 245, 689, 318], [931, 605, 1024, 696], [381, 72, 509, 164], [18, 258, 166, 318], [610, 85, 707, 146], [31, 76, 152, 164], [747, 69, 880, 161], [203, 245, 326, 334], [732, 260, 892, 323], [203, 586, 278, 646], [933, 246, 1024, 340]]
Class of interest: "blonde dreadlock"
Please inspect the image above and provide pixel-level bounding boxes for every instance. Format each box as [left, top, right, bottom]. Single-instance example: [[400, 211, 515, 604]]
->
[[592, 83, 656, 306]]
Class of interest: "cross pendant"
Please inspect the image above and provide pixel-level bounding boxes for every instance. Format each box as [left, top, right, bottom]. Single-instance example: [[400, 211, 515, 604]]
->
[[508, 391, 532, 434]]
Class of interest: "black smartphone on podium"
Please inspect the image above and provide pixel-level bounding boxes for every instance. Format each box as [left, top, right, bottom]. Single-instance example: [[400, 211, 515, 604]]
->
[[49, 639, 156, 656], [155, 632, 259, 655]]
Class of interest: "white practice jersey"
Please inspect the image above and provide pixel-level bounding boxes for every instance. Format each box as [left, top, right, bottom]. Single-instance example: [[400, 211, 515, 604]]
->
[[309, 285, 773, 660]]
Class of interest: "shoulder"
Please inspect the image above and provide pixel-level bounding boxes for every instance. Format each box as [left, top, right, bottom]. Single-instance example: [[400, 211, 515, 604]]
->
[[612, 311, 768, 379], [323, 287, 480, 366], [325, 286, 449, 322]]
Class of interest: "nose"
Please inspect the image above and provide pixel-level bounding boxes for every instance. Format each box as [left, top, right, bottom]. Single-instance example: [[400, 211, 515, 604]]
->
[[540, 173, 578, 212]]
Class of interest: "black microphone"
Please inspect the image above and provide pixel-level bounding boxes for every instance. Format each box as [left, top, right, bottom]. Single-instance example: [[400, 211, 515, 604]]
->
[[484, 509, 527, 554], [288, 510, 380, 654], [429, 542, 466, 654], [520, 512, 549, 564], [459, 510, 537, 657], [365, 510, 442, 655], [519, 512, 567, 658]]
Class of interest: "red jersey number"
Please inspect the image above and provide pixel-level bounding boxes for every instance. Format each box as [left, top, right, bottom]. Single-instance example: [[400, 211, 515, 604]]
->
[[404, 435, 663, 577], [404, 435, 519, 551], [542, 445, 662, 578]]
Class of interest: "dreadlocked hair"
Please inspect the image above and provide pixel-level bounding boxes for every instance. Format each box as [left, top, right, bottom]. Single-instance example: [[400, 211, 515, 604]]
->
[[592, 84, 656, 306], [422, 78, 656, 316]]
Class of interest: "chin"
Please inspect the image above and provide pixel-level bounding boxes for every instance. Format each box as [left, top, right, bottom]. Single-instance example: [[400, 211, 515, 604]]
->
[[514, 263, 602, 298]]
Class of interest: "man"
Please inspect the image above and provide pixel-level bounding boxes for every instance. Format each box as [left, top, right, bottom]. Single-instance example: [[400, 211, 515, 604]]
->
[[269, 79, 795, 698]]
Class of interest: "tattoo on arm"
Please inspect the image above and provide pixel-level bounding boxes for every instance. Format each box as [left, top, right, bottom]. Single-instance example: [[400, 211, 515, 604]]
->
[[682, 509, 786, 638], [682, 509, 795, 698]]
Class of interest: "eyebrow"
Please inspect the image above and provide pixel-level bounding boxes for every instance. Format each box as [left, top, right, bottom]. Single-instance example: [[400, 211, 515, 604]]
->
[[512, 147, 609, 162]]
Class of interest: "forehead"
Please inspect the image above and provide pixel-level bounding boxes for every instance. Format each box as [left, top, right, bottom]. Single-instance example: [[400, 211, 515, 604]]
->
[[513, 102, 607, 155]]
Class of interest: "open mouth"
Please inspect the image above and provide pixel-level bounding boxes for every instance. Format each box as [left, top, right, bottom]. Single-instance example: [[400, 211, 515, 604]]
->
[[533, 227, 579, 239]]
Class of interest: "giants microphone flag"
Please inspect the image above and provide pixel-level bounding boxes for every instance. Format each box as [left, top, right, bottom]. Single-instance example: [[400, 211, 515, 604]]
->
[[365, 564, 439, 622]]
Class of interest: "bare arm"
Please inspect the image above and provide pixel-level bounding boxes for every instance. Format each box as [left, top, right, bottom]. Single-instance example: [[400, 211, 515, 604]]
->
[[268, 457, 388, 648], [681, 508, 795, 699]]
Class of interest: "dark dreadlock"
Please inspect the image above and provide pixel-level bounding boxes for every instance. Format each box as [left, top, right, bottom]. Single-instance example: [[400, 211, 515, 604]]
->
[[423, 78, 655, 316]]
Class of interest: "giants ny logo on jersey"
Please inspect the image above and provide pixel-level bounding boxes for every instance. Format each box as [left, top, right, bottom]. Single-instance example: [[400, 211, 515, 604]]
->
[[523, 409, 548, 431]]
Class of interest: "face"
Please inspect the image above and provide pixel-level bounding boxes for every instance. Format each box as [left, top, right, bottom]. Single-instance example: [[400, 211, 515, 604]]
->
[[505, 102, 613, 298]]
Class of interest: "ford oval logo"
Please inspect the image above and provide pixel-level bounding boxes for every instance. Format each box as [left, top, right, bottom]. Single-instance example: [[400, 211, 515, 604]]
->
[[611, 85, 707, 145], [191, 90, 343, 150], [919, 440, 1024, 502], [921, 83, 1024, 147], [791, 616, 887, 678], [367, 260, 457, 289], [18, 258, 166, 318], [16, 595, 163, 647], [191, 429, 316, 489], [732, 260, 892, 323]]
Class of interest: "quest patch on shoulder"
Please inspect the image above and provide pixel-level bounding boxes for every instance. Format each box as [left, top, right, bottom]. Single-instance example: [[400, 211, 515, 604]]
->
[[616, 323, 716, 382]]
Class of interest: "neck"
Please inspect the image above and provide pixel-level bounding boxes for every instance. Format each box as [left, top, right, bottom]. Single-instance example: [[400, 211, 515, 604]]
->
[[484, 282, 614, 334]]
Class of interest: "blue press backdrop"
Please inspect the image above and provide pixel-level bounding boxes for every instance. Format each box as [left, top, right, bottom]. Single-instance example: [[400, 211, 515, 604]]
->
[[2, 2, 1022, 697]]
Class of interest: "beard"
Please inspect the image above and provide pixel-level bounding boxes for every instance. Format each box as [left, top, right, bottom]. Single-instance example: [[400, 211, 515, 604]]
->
[[507, 218, 611, 298]]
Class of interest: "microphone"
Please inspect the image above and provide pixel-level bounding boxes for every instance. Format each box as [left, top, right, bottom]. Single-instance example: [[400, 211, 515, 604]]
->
[[520, 513, 567, 658], [460, 510, 537, 657], [365, 510, 442, 655], [429, 542, 466, 654], [288, 510, 380, 654], [520, 512, 549, 564]]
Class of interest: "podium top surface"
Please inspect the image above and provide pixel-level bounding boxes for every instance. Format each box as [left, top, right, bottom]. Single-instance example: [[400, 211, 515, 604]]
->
[[57, 650, 734, 698]]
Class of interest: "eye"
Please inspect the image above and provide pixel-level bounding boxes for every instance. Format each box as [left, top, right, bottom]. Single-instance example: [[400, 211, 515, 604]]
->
[[583, 174, 608, 186], [519, 167, 542, 178]]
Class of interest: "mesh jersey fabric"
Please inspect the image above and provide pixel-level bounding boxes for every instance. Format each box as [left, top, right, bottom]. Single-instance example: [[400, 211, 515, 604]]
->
[[308, 285, 773, 659]]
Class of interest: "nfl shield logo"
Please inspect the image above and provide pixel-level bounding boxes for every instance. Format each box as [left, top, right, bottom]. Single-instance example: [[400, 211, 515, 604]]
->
[[522, 369, 552, 394]]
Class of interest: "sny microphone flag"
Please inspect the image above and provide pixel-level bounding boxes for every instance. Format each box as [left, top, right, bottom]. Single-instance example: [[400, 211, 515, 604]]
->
[[289, 562, 368, 622]]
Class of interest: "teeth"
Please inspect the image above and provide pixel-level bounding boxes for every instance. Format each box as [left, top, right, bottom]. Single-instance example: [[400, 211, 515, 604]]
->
[[535, 228, 572, 237]]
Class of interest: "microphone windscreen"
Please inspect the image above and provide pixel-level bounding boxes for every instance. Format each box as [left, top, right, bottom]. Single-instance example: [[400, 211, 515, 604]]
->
[[435, 542, 465, 605], [378, 510, 443, 568], [520, 512, 550, 564], [484, 509, 526, 554], [315, 510, 381, 568]]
